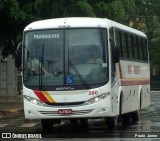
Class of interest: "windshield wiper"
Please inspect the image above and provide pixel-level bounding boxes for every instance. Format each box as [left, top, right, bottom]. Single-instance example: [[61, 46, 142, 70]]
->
[[69, 61, 90, 89], [39, 44, 44, 90]]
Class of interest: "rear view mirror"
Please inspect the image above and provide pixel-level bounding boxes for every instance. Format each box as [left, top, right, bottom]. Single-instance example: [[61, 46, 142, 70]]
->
[[112, 47, 120, 63], [15, 42, 22, 68]]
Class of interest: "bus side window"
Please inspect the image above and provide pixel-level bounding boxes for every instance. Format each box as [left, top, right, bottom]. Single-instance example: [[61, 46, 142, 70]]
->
[[144, 39, 148, 61], [119, 31, 123, 58], [134, 36, 138, 60], [128, 34, 134, 60], [115, 29, 122, 59], [131, 35, 135, 59], [139, 37, 144, 61], [122, 32, 127, 59]]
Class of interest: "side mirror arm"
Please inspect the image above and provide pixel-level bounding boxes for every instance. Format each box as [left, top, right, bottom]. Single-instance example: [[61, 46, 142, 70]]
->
[[112, 47, 120, 63], [15, 42, 22, 68], [110, 37, 120, 63]]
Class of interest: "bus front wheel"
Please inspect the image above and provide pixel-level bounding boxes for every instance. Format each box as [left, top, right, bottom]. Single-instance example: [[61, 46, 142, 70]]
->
[[131, 110, 140, 123], [106, 116, 118, 130], [41, 119, 61, 131], [121, 113, 131, 125], [70, 119, 88, 130]]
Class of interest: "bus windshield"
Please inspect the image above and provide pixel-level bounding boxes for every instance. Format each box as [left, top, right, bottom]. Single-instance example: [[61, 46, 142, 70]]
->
[[23, 28, 108, 90]]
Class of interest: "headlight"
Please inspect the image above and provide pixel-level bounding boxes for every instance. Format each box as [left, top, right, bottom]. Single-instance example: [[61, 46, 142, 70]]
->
[[24, 95, 47, 106], [84, 92, 110, 105]]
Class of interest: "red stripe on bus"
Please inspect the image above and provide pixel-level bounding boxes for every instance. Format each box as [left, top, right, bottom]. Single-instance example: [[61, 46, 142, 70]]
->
[[33, 90, 50, 103], [121, 79, 150, 86]]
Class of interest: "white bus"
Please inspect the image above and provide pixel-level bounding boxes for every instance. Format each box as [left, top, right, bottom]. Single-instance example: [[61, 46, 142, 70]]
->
[[15, 17, 150, 130]]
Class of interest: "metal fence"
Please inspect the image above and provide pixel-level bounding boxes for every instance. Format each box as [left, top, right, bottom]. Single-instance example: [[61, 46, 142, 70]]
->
[[151, 81, 160, 91]]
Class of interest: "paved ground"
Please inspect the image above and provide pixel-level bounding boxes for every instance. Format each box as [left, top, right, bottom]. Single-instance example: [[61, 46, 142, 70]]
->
[[0, 91, 160, 140], [0, 95, 23, 119]]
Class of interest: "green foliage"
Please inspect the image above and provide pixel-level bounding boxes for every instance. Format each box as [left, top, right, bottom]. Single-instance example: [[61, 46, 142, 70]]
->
[[33, 0, 94, 18], [93, 2, 109, 18], [0, 0, 36, 57], [73, 0, 94, 17], [0, 0, 160, 77], [149, 37, 160, 76], [91, 0, 125, 21], [107, 0, 125, 22]]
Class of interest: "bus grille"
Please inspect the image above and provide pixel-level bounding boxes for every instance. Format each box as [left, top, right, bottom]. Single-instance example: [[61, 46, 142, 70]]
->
[[39, 109, 93, 116], [46, 101, 85, 106]]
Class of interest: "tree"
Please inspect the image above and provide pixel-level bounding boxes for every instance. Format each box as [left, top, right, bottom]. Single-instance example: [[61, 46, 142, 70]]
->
[[0, 0, 95, 58], [0, 0, 37, 57], [122, 0, 160, 78], [90, 0, 125, 22], [0, 0, 160, 73], [150, 37, 160, 79], [34, 0, 94, 18]]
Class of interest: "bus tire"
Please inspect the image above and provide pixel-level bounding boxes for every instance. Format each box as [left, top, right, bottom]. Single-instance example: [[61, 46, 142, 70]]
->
[[131, 110, 140, 123], [41, 119, 60, 131], [70, 119, 79, 129], [131, 94, 141, 123], [79, 119, 88, 130], [121, 113, 130, 126], [70, 119, 88, 130], [106, 116, 118, 130]]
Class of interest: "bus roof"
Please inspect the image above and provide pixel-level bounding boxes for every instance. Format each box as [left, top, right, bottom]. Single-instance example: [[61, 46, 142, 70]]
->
[[24, 17, 146, 37]]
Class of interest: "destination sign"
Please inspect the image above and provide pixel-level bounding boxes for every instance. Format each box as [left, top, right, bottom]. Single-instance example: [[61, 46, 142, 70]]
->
[[34, 34, 60, 39]]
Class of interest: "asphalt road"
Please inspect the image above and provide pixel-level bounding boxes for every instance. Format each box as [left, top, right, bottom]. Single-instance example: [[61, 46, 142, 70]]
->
[[0, 91, 160, 141]]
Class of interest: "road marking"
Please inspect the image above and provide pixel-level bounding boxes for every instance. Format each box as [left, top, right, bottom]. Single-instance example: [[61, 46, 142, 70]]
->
[[0, 124, 8, 127], [9, 108, 22, 112], [20, 122, 39, 127]]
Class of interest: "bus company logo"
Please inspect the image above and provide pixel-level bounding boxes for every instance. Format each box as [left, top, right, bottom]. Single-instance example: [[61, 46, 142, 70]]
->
[[62, 96, 68, 102], [2, 133, 11, 138], [56, 87, 74, 91]]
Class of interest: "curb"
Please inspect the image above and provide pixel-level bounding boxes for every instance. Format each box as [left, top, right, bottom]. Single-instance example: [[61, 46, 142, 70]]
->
[[0, 108, 24, 119]]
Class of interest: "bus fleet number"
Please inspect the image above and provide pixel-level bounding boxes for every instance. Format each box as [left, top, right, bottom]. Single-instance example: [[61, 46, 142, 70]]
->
[[89, 91, 98, 95]]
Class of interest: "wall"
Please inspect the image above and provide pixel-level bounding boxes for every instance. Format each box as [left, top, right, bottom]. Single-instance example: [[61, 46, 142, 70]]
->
[[0, 54, 17, 97]]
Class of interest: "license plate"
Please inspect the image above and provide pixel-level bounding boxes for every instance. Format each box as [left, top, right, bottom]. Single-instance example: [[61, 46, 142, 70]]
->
[[58, 109, 72, 114]]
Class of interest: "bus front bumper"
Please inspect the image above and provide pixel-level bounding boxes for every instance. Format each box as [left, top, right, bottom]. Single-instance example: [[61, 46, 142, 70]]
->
[[24, 98, 113, 119]]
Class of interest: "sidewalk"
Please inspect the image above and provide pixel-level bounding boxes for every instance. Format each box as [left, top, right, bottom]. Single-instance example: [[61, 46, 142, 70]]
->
[[0, 95, 24, 119]]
